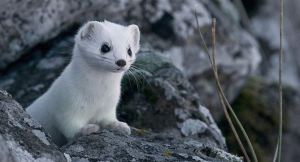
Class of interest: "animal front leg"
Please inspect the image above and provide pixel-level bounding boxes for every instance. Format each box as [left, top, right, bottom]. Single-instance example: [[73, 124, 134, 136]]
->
[[97, 119, 131, 135], [106, 120, 131, 135], [74, 124, 100, 139]]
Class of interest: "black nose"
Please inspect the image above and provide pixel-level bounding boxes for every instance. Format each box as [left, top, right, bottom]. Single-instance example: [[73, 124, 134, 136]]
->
[[115, 59, 126, 67]]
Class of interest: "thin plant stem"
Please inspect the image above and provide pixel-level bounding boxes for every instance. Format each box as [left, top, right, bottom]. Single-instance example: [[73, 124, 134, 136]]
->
[[194, 11, 258, 162], [221, 85, 258, 162], [211, 18, 251, 162], [279, 0, 284, 160], [273, 0, 284, 161], [212, 19, 217, 68]]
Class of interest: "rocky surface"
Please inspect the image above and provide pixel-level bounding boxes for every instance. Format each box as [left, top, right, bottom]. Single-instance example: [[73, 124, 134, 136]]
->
[[0, 34, 227, 148], [0, 90, 242, 162], [249, 0, 300, 90], [220, 78, 300, 162], [63, 128, 242, 162], [119, 50, 226, 149], [235, 1, 300, 160], [0, 135, 16, 162], [0, 0, 262, 118], [0, 90, 68, 162], [0, 34, 73, 106], [0, 0, 226, 69], [0, 15, 242, 159], [157, 0, 262, 116], [3, 0, 300, 161], [0, 47, 242, 161]]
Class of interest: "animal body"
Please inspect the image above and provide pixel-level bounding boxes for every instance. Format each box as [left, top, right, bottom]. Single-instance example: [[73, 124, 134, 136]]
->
[[26, 20, 140, 145]]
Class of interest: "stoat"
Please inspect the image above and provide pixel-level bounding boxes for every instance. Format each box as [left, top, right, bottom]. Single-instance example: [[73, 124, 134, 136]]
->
[[26, 20, 140, 145]]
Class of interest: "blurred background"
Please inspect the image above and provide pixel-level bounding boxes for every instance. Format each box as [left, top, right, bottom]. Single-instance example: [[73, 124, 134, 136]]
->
[[0, 0, 299, 161]]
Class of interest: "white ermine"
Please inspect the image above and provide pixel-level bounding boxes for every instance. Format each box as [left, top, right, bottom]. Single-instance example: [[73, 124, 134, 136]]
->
[[26, 20, 140, 145]]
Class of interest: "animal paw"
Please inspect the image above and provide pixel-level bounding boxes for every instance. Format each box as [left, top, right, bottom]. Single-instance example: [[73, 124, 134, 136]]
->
[[108, 121, 131, 135], [75, 124, 100, 138]]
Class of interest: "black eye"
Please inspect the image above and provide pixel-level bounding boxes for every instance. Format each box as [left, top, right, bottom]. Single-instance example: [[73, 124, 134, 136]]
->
[[127, 48, 132, 57], [101, 43, 111, 53]]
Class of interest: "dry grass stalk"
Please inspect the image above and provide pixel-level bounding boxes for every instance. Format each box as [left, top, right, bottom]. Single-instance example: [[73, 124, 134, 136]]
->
[[211, 18, 251, 162], [194, 12, 258, 162], [273, 0, 284, 161]]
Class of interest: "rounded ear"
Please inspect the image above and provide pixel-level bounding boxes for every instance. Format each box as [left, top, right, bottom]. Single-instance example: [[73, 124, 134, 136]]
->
[[128, 24, 140, 53], [77, 21, 99, 41]]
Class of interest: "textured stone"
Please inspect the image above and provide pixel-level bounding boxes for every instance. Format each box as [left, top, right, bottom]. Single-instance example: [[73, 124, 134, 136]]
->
[[0, 135, 16, 162], [250, 0, 300, 90], [0, 90, 67, 162], [119, 50, 226, 149], [63, 128, 242, 162], [0, 0, 212, 69], [0, 48, 242, 161], [220, 78, 300, 161], [0, 0, 262, 119], [0, 43, 227, 150], [0, 0, 268, 160]]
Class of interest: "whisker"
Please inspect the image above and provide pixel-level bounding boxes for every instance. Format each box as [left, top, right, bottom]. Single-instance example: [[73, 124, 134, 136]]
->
[[130, 65, 153, 75], [98, 59, 114, 64], [100, 56, 114, 61], [131, 69, 145, 90], [127, 69, 140, 90], [126, 72, 134, 89], [128, 66, 152, 89], [130, 69, 141, 90]]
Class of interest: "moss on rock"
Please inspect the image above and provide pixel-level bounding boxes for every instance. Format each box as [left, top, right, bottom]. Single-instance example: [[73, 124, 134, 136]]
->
[[218, 77, 292, 161]]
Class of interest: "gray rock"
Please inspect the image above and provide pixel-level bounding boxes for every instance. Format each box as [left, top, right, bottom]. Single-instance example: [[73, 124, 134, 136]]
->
[[144, 0, 262, 117], [0, 90, 68, 162], [247, 2, 300, 160], [0, 44, 241, 161], [220, 78, 300, 161], [0, 0, 218, 69], [0, 0, 261, 118], [0, 0, 264, 160], [250, 0, 300, 91], [0, 42, 227, 149], [0, 135, 16, 162], [63, 128, 242, 162], [119, 50, 226, 149], [181, 119, 208, 136], [0, 35, 73, 106]]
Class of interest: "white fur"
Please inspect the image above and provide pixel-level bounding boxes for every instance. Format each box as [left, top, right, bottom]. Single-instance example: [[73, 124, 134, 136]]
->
[[26, 21, 140, 145]]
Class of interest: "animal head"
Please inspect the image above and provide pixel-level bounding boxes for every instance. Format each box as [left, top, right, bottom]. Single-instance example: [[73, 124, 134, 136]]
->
[[74, 20, 140, 73]]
